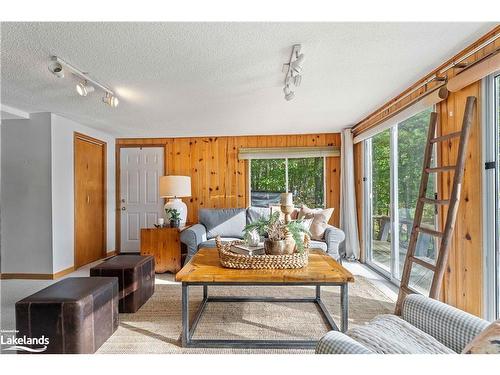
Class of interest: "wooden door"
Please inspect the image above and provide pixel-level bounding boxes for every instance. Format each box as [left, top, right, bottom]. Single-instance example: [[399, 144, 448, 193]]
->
[[74, 133, 107, 268], [120, 147, 164, 252]]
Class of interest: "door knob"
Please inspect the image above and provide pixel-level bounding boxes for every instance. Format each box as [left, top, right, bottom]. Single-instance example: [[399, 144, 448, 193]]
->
[[121, 207, 126, 211]]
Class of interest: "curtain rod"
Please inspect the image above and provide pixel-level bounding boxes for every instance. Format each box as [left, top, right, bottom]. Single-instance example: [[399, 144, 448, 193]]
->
[[351, 30, 500, 134]]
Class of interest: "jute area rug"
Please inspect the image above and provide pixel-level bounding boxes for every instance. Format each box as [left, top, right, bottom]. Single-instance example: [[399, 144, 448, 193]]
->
[[98, 275, 394, 354]]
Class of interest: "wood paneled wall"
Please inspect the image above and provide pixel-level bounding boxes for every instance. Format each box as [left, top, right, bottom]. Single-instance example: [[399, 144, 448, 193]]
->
[[437, 82, 483, 316], [117, 134, 341, 227]]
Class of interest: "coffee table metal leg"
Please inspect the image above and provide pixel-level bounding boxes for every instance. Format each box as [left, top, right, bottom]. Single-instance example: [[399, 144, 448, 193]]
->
[[315, 285, 321, 300], [182, 283, 189, 346], [203, 284, 208, 299], [341, 283, 348, 332]]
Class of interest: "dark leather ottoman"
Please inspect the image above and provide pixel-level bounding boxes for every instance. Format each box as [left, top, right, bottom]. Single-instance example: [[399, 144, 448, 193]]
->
[[90, 255, 155, 313], [16, 277, 119, 354]]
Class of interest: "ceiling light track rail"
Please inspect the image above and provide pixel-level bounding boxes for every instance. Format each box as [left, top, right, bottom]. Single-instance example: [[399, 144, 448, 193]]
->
[[54, 56, 115, 96], [48, 55, 119, 107], [282, 44, 305, 101]]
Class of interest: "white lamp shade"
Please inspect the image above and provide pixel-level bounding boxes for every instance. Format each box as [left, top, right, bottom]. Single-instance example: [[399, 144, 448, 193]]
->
[[159, 175, 191, 198]]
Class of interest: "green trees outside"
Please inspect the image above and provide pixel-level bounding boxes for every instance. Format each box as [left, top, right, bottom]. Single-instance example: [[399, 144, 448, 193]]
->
[[250, 159, 286, 194], [398, 108, 435, 227], [250, 157, 324, 208], [371, 109, 434, 223], [288, 157, 324, 207]]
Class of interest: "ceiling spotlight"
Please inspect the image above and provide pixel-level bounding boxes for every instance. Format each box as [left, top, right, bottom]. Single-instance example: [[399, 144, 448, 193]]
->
[[103, 93, 119, 107], [76, 81, 95, 97], [293, 74, 302, 87], [48, 61, 64, 78], [290, 53, 305, 76], [283, 85, 295, 101]]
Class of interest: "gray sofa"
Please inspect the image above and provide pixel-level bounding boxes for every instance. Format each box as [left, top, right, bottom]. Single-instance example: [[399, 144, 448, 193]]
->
[[316, 294, 489, 354], [180, 207, 345, 263]]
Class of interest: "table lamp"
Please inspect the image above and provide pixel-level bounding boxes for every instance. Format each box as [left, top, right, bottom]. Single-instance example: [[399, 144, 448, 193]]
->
[[159, 175, 191, 225]]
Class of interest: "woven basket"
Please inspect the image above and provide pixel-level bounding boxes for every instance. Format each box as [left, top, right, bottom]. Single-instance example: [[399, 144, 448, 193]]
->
[[216, 237, 309, 269]]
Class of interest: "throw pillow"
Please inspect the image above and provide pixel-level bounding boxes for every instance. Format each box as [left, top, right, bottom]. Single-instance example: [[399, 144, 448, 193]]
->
[[297, 217, 314, 244], [462, 320, 500, 354], [298, 205, 334, 240]]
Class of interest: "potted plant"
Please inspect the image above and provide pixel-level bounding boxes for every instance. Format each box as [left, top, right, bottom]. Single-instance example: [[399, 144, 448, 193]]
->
[[165, 208, 181, 228], [243, 211, 310, 255]]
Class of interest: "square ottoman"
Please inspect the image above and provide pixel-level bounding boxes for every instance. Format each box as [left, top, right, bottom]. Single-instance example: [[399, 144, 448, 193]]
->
[[90, 255, 155, 313], [16, 277, 119, 354]]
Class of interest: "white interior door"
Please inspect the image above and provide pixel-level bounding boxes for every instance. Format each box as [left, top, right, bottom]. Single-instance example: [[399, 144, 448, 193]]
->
[[120, 147, 164, 252]]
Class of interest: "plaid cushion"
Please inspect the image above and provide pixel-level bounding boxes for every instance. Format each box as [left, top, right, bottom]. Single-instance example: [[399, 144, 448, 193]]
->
[[402, 294, 489, 353], [315, 331, 372, 354]]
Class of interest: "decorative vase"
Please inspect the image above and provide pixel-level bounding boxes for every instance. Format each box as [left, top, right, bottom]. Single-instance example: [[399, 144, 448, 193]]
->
[[264, 239, 288, 255], [164, 198, 188, 225], [284, 235, 296, 254], [170, 219, 180, 228], [247, 230, 260, 247]]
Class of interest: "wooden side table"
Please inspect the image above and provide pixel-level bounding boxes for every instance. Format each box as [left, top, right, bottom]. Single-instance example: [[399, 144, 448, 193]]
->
[[140, 226, 190, 273]]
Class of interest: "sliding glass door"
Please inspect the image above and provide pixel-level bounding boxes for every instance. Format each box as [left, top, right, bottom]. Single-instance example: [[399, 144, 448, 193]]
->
[[484, 71, 500, 320], [365, 108, 436, 289], [367, 129, 392, 274], [397, 109, 436, 293]]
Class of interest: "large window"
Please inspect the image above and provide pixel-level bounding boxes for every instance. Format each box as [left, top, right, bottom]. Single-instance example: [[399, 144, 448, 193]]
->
[[364, 107, 436, 292], [250, 157, 325, 208]]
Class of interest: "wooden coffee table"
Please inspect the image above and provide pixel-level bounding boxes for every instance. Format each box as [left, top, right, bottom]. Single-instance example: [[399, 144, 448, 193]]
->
[[175, 248, 354, 348]]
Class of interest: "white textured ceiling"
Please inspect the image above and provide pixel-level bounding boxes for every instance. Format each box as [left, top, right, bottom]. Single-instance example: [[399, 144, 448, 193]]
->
[[1, 22, 495, 137]]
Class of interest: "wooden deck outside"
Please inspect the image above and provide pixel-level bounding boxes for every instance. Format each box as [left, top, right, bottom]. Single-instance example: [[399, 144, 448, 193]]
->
[[371, 240, 433, 294]]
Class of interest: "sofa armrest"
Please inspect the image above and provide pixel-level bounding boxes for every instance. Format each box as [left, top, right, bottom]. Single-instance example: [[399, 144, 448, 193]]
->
[[316, 331, 372, 354], [401, 294, 489, 353], [180, 224, 207, 262], [324, 225, 345, 261]]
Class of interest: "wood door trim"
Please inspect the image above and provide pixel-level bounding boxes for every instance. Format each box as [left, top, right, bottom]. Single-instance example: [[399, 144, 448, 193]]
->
[[115, 144, 167, 253], [74, 132, 107, 269]]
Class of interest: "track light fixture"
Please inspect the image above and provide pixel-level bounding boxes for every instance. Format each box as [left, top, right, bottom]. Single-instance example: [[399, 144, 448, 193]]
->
[[282, 44, 304, 101], [48, 61, 64, 78], [290, 53, 305, 76], [102, 92, 119, 108], [76, 80, 95, 97], [48, 56, 119, 108]]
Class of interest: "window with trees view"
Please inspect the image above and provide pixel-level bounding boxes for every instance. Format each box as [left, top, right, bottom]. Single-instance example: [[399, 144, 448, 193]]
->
[[365, 107, 436, 293], [250, 157, 325, 208]]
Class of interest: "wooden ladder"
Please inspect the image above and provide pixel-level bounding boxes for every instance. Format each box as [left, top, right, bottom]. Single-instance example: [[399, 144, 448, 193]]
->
[[394, 96, 476, 315]]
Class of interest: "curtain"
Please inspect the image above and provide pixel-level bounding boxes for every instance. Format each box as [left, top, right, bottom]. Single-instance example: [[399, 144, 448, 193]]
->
[[340, 128, 360, 260]]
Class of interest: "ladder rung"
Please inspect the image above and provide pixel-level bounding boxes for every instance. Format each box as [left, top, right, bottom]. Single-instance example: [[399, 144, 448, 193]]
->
[[425, 165, 456, 173], [416, 226, 444, 238], [430, 131, 462, 143], [420, 197, 450, 205], [400, 285, 414, 295], [410, 256, 436, 271]]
